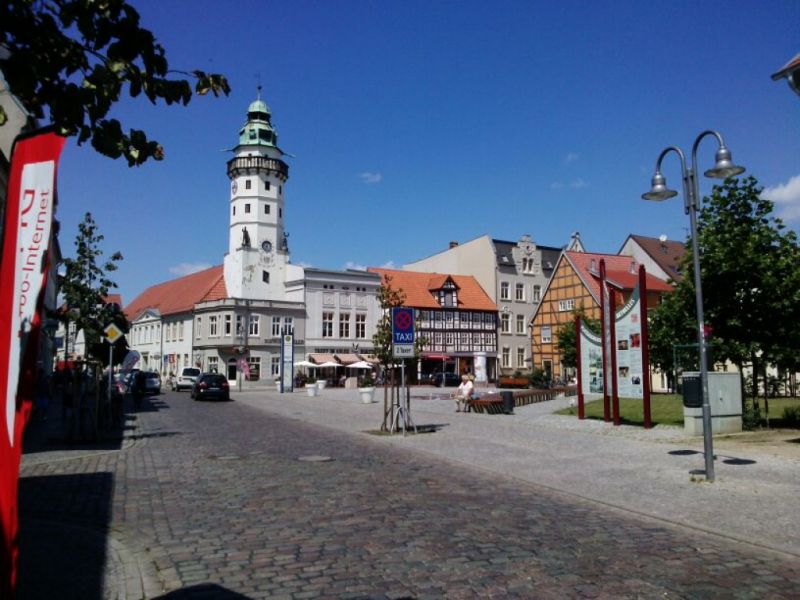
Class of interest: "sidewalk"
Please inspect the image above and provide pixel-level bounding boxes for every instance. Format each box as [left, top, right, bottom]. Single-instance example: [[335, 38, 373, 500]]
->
[[236, 386, 800, 558]]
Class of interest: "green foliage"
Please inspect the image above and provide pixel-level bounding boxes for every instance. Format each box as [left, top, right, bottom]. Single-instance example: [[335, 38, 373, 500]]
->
[[59, 212, 124, 358], [648, 176, 800, 399], [781, 405, 800, 427], [371, 274, 427, 372], [528, 367, 548, 388], [556, 308, 600, 370], [0, 0, 230, 166]]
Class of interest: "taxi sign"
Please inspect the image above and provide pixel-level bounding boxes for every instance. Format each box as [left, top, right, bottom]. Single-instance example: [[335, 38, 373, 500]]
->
[[104, 323, 123, 344]]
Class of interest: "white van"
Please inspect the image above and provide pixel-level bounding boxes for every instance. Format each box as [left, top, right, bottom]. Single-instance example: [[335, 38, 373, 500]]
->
[[173, 367, 201, 391]]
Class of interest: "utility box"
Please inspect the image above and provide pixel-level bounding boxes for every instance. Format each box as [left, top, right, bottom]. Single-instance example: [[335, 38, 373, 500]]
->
[[681, 372, 742, 435]]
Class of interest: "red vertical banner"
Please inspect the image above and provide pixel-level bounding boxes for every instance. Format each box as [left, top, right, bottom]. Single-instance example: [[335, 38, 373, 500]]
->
[[639, 265, 652, 429], [609, 288, 620, 426], [0, 128, 65, 597], [575, 316, 584, 419], [599, 260, 611, 422]]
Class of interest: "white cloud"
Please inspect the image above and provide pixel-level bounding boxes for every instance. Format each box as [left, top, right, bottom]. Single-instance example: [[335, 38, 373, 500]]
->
[[762, 175, 800, 222], [359, 171, 383, 184], [564, 152, 579, 164], [169, 262, 211, 276], [344, 261, 367, 271], [550, 179, 587, 191], [381, 260, 396, 269]]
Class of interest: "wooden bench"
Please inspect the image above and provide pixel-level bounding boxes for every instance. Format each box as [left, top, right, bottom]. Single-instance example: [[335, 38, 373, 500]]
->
[[466, 395, 505, 414]]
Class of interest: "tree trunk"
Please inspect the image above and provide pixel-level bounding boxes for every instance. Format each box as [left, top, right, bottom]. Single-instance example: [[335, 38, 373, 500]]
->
[[764, 362, 770, 429]]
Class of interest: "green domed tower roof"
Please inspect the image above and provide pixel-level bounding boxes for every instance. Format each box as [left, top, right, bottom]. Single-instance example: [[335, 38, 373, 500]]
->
[[238, 89, 279, 149]]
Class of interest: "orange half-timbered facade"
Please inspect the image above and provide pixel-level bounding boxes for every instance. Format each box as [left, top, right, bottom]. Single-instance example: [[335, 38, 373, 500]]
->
[[530, 251, 672, 381]]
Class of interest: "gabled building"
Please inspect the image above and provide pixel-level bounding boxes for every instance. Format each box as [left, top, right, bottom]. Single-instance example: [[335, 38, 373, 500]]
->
[[618, 234, 686, 282], [368, 267, 497, 381], [404, 233, 579, 376], [530, 251, 673, 382]]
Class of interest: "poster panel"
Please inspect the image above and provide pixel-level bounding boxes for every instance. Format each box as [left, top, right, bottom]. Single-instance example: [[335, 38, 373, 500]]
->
[[579, 320, 604, 399], [614, 282, 644, 399], [280, 333, 294, 392]]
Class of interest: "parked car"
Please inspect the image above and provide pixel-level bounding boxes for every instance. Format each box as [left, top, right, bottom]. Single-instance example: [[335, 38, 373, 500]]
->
[[173, 367, 201, 391], [143, 372, 161, 395], [433, 372, 461, 387], [191, 373, 230, 401]]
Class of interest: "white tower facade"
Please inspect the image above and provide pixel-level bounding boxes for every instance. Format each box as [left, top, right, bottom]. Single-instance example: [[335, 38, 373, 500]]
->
[[224, 96, 293, 300]]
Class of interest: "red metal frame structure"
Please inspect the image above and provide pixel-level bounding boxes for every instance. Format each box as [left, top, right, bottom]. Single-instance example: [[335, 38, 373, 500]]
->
[[574, 316, 584, 419], [639, 265, 652, 429]]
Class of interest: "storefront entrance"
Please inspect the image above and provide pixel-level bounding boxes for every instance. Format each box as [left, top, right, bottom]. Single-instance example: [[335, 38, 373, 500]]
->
[[227, 359, 237, 381]]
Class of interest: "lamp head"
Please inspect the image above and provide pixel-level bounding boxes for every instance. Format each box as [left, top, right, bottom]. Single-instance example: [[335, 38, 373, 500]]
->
[[642, 171, 678, 201], [704, 145, 745, 179]]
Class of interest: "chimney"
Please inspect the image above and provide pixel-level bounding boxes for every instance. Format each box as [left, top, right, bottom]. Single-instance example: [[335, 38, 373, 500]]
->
[[449, 241, 459, 249]]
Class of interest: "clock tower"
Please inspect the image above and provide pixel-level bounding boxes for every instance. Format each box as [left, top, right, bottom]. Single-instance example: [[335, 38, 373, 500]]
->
[[224, 92, 292, 300]]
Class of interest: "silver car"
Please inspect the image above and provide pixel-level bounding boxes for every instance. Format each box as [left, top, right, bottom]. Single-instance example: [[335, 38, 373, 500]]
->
[[143, 372, 161, 395], [173, 367, 201, 391]]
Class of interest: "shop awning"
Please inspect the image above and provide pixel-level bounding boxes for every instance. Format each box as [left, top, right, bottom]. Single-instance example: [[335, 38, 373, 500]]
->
[[335, 353, 361, 365], [309, 353, 337, 365], [423, 353, 449, 360]]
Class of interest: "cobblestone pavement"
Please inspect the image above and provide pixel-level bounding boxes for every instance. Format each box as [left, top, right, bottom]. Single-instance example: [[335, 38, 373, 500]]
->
[[17, 391, 800, 599]]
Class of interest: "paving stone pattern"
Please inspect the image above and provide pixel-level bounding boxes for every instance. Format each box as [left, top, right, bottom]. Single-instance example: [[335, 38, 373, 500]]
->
[[18, 393, 800, 599]]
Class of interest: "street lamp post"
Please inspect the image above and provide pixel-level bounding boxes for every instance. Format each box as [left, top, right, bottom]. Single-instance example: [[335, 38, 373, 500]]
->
[[642, 130, 745, 483]]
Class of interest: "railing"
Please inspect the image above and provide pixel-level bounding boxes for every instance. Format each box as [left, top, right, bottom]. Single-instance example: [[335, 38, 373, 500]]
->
[[227, 155, 289, 179]]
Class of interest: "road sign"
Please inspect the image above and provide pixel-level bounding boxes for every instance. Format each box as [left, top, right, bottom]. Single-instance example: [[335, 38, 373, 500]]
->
[[104, 323, 123, 344], [392, 307, 415, 344], [393, 344, 414, 358]]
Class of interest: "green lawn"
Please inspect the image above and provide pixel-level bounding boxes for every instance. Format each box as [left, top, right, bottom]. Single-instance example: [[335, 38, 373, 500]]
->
[[556, 395, 800, 429]]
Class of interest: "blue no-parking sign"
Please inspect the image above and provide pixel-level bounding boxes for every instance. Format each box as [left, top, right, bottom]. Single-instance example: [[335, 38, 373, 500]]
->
[[392, 307, 415, 344]]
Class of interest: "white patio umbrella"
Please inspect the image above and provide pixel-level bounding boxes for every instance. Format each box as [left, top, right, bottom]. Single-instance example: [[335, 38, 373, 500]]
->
[[316, 361, 341, 369], [294, 360, 316, 368], [347, 361, 373, 369]]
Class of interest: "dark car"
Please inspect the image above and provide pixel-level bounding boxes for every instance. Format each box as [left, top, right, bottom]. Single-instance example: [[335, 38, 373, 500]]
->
[[143, 372, 161, 395], [433, 372, 461, 387], [191, 373, 230, 401]]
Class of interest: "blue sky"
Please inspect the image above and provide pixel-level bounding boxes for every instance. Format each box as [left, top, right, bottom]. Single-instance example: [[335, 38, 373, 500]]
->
[[53, 0, 800, 305]]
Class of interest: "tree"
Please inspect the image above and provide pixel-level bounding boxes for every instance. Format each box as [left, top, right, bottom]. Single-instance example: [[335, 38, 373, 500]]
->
[[556, 308, 600, 371], [0, 0, 230, 166], [648, 176, 800, 422], [59, 212, 124, 359]]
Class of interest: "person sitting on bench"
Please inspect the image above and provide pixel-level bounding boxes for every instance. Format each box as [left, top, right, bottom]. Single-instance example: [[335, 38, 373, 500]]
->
[[453, 374, 474, 412]]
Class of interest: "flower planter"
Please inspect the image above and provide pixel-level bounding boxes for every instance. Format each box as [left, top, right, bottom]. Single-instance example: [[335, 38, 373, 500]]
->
[[359, 387, 376, 403], [306, 385, 318, 397], [316, 380, 327, 391]]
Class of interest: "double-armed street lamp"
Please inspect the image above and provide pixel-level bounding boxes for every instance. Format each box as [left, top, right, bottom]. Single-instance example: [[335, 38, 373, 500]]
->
[[642, 130, 745, 483]]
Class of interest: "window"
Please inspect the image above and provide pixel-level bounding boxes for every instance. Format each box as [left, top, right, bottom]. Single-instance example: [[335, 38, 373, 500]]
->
[[533, 286, 541, 302], [500, 281, 510, 300], [236, 315, 243, 336], [271, 356, 280, 376], [245, 203, 251, 213], [283, 317, 293, 334], [232, 205, 236, 216], [245, 179, 252, 190], [279, 208, 282, 218], [339, 313, 350, 338], [437, 281, 458, 307], [272, 316, 281, 337], [541, 326, 552, 343], [248, 357, 261, 380], [208, 356, 219, 373], [262, 270, 269, 283], [195, 317, 202, 339], [355, 313, 366, 338], [209, 315, 219, 337], [322, 312, 334, 338], [179, 322, 184, 340], [522, 257, 535, 273], [248, 314, 259, 336], [501, 313, 511, 333], [517, 347, 526, 368], [502, 346, 510, 368], [558, 299, 576, 312], [516, 314, 526, 334], [224, 315, 232, 336], [264, 203, 270, 214], [265, 180, 271, 191]]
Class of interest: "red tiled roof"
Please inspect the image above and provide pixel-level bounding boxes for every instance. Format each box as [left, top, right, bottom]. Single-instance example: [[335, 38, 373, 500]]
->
[[367, 268, 496, 311], [124, 265, 227, 320], [772, 52, 800, 80], [566, 252, 673, 304], [104, 294, 123, 307]]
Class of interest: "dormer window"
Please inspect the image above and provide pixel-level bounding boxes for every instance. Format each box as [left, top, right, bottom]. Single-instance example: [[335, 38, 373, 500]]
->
[[437, 280, 458, 307]]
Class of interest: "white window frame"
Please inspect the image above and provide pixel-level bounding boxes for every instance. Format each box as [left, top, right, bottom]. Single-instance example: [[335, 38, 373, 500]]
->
[[500, 281, 510, 301], [339, 313, 350, 338], [517, 347, 526, 368], [195, 317, 202, 339], [271, 356, 280, 376], [516, 314, 526, 334], [541, 326, 552, 343], [248, 314, 260, 336], [224, 315, 232, 337], [501, 346, 510, 368], [272, 316, 281, 337], [558, 299, 576, 312], [501, 313, 511, 333], [355, 313, 366, 338], [533, 286, 541, 302], [209, 315, 219, 338], [515, 283, 525, 301], [322, 312, 334, 338]]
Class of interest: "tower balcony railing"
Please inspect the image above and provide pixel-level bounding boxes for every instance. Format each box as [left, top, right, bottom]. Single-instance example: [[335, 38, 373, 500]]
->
[[227, 155, 289, 180]]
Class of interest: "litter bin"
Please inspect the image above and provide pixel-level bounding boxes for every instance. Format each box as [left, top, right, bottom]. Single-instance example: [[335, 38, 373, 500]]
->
[[501, 391, 514, 414]]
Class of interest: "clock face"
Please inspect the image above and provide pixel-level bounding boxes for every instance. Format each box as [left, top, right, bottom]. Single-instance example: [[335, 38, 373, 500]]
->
[[261, 240, 272, 253], [231, 180, 238, 194]]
